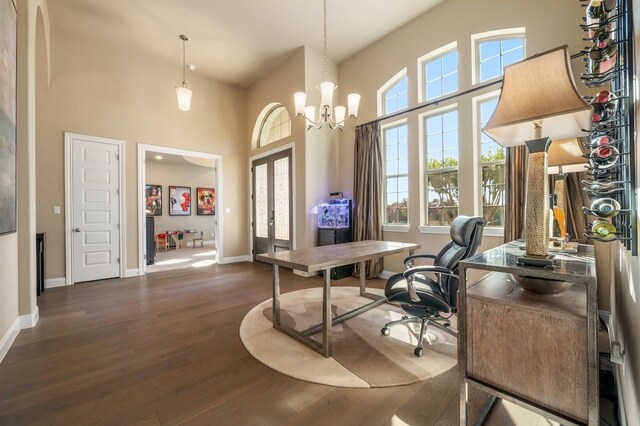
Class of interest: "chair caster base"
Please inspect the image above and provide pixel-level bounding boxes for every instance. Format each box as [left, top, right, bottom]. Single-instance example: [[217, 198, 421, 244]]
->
[[414, 347, 424, 357], [381, 327, 390, 336]]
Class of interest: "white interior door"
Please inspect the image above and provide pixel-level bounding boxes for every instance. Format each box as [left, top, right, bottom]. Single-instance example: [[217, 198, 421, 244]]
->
[[69, 134, 121, 283]]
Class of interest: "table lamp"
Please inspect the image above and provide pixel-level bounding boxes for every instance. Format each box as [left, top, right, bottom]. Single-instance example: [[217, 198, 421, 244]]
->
[[547, 137, 588, 239], [482, 46, 591, 267]]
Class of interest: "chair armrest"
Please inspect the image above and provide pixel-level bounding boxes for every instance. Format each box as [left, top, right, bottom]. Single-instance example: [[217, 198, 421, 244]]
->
[[403, 253, 437, 268], [403, 266, 458, 303]]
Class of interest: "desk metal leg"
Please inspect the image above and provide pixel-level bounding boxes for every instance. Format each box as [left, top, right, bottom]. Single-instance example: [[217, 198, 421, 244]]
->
[[272, 264, 280, 326], [474, 395, 498, 426], [359, 260, 366, 295], [322, 267, 332, 357], [460, 267, 468, 425]]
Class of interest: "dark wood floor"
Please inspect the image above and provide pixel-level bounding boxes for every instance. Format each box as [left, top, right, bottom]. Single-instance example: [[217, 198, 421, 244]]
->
[[0, 262, 539, 425]]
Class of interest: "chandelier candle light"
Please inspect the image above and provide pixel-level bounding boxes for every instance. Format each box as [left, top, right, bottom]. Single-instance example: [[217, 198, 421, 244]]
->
[[176, 34, 193, 111], [294, 0, 360, 130]]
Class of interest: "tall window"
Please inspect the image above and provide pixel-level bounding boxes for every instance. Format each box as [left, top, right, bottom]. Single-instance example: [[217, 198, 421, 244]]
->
[[424, 109, 459, 225], [477, 36, 525, 82], [424, 50, 458, 101], [258, 105, 291, 147], [384, 123, 409, 224], [383, 76, 408, 115], [479, 97, 505, 227]]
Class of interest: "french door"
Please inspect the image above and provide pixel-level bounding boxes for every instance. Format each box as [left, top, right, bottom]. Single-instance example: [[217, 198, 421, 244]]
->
[[252, 149, 292, 260]]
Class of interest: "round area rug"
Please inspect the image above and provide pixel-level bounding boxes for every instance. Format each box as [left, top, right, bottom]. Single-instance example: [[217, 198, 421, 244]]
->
[[239, 286, 457, 388]]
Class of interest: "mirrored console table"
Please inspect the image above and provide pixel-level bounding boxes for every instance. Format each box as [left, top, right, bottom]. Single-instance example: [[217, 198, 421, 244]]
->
[[458, 241, 598, 425]]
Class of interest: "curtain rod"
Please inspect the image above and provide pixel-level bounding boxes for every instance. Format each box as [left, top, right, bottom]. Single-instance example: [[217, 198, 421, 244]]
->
[[355, 51, 584, 129], [355, 80, 502, 129]]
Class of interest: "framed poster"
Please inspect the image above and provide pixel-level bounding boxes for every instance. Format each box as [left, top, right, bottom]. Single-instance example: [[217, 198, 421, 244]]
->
[[196, 187, 215, 215], [145, 184, 162, 216], [0, 0, 17, 234], [169, 186, 191, 216]]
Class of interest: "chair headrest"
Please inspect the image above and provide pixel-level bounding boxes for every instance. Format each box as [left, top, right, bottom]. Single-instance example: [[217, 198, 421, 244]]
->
[[450, 215, 486, 247]]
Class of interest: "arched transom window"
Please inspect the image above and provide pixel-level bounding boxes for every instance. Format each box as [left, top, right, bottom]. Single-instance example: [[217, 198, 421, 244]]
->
[[258, 105, 291, 147]]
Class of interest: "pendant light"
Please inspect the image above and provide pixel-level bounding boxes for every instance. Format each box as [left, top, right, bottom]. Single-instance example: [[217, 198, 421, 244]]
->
[[176, 34, 192, 111]]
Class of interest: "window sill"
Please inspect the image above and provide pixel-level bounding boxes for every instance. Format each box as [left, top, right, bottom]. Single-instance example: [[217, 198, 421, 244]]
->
[[383, 224, 411, 233], [483, 227, 504, 237], [418, 226, 451, 235], [417, 225, 504, 237]]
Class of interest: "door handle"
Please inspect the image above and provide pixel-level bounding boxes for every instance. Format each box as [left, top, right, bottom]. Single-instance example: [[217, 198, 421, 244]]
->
[[73, 228, 81, 233]]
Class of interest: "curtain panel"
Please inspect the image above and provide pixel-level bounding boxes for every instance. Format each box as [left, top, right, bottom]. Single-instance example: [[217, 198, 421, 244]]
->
[[352, 122, 384, 278]]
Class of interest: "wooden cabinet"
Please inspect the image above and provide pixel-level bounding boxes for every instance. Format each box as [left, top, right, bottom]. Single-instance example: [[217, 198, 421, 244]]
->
[[458, 242, 598, 425]]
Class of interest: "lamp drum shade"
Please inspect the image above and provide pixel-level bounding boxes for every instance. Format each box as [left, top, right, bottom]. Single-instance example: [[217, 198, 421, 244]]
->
[[482, 46, 591, 147]]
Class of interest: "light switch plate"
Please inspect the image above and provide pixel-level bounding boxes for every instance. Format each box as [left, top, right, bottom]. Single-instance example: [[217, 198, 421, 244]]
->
[[53, 206, 61, 214]]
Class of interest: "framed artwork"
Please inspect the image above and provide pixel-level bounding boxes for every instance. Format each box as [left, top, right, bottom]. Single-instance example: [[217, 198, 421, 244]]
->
[[0, 0, 17, 234], [196, 187, 215, 215], [145, 184, 162, 216], [169, 185, 191, 216]]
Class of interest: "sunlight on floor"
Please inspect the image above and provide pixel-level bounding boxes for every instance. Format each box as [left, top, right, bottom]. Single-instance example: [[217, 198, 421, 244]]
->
[[147, 247, 217, 273], [193, 250, 216, 257], [155, 258, 190, 265], [391, 415, 411, 426], [192, 260, 216, 268]]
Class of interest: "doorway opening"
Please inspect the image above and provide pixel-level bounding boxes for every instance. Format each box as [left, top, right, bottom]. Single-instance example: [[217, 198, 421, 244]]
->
[[137, 144, 222, 275]]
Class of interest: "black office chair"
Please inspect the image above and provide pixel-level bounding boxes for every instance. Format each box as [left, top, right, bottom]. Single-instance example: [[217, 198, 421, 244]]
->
[[381, 215, 486, 357]]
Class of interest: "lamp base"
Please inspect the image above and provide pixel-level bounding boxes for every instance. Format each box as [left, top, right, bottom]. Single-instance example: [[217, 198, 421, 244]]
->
[[516, 254, 555, 268]]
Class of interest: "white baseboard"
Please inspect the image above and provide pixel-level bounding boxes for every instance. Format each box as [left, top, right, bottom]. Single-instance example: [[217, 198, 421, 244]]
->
[[20, 306, 39, 329], [218, 255, 251, 264], [125, 269, 141, 278], [0, 317, 20, 364], [45, 277, 66, 289]]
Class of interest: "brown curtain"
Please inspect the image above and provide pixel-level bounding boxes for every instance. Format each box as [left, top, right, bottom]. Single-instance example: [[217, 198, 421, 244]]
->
[[352, 122, 384, 279], [565, 171, 590, 242], [503, 145, 528, 241]]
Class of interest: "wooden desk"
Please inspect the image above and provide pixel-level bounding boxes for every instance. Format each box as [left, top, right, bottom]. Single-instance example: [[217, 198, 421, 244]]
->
[[458, 241, 598, 425], [257, 240, 420, 357]]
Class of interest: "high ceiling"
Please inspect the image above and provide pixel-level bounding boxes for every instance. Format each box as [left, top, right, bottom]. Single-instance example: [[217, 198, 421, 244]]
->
[[46, 0, 445, 88]]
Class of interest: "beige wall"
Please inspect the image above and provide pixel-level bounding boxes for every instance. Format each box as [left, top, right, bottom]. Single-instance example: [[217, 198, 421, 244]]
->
[[610, 1, 640, 419], [0, 233, 19, 347], [2, 0, 50, 357], [246, 48, 309, 249], [246, 45, 345, 251], [337, 0, 585, 271], [612, 245, 640, 423], [35, 27, 247, 280], [145, 161, 216, 243], [303, 46, 340, 248]]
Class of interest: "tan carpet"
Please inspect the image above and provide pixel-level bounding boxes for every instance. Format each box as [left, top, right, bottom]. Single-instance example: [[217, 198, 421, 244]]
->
[[239, 286, 458, 388]]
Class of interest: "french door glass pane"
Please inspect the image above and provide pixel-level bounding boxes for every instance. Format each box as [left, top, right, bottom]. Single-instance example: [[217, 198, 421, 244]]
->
[[273, 157, 290, 241], [255, 164, 268, 238]]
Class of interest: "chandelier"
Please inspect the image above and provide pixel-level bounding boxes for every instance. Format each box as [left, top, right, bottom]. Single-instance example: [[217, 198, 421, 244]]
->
[[176, 34, 193, 111], [294, 0, 360, 130]]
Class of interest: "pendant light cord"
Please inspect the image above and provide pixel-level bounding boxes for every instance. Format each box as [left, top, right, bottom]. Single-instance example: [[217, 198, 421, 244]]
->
[[179, 34, 188, 87], [182, 37, 186, 86], [323, 0, 328, 82]]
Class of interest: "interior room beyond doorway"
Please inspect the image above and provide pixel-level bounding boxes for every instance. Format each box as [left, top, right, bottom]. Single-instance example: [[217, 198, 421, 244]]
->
[[142, 150, 219, 274]]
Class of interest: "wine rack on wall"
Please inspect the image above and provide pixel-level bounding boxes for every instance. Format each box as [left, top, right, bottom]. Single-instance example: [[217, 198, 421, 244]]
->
[[580, 0, 637, 254]]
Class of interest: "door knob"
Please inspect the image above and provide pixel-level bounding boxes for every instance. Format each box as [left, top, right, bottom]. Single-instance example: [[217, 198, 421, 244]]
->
[[73, 228, 81, 232]]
